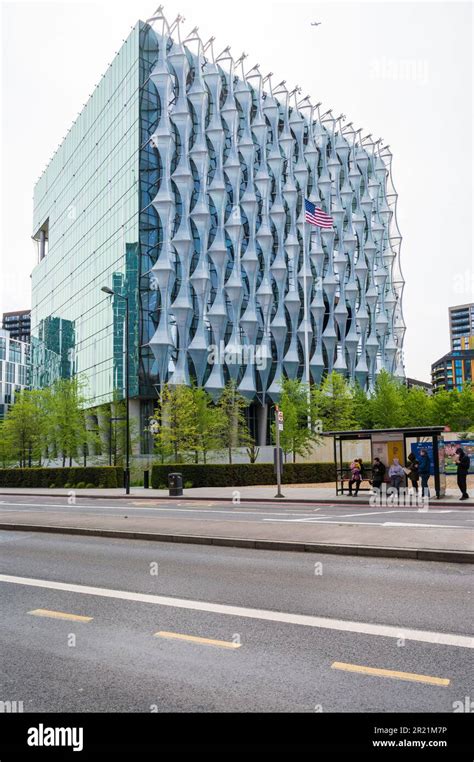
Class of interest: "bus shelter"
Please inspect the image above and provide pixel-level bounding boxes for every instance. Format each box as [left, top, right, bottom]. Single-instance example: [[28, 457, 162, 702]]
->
[[324, 427, 446, 498]]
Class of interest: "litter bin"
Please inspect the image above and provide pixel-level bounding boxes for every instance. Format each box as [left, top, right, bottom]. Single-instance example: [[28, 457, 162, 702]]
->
[[168, 472, 183, 497], [144, 470, 149, 490]]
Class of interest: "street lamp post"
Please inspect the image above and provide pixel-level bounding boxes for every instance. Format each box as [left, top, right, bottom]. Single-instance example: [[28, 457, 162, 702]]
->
[[101, 286, 130, 495]]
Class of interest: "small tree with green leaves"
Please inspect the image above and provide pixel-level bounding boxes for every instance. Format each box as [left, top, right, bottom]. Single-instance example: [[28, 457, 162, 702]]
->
[[46, 377, 88, 467], [150, 384, 198, 463], [0, 421, 14, 468], [192, 386, 225, 464], [451, 384, 474, 434], [2, 390, 47, 467], [351, 381, 373, 430], [246, 441, 260, 464], [96, 391, 139, 466], [216, 380, 252, 464], [430, 389, 457, 430], [274, 378, 320, 462], [399, 385, 433, 428], [312, 371, 357, 433], [369, 370, 405, 429]]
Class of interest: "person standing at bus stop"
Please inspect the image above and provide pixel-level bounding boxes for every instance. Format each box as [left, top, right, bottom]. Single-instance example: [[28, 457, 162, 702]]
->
[[455, 447, 470, 501], [406, 452, 420, 494], [418, 448, 431, 498]]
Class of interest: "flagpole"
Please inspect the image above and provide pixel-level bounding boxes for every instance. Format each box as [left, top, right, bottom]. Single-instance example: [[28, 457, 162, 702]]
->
[[302, 212, 311, 428]]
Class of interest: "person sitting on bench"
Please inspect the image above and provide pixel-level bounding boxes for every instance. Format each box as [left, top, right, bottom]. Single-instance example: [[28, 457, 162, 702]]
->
[[348, 459, 362, 496]]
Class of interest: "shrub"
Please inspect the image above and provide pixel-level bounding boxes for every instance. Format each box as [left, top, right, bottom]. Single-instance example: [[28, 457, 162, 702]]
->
[[75, 482, 86, 489], [151, 462, 335, 489], [0, 466, 123, 488], [184, 481, 193, 489]]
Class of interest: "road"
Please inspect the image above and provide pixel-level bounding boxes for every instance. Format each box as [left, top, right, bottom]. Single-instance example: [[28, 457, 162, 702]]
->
[[1, 494, 473, 528], [0, 530, 472, 712]]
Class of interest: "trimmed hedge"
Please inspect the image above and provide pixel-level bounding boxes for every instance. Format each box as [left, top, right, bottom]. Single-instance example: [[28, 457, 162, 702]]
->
[[151, 462, 335, 489], [0, 466, 124, 488]]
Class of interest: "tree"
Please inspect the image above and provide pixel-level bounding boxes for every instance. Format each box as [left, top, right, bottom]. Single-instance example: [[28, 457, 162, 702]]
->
[[96, 392, 139, 466], [2, 390, 47, 467], [0, 422, 14, 468], [246, 441, 260, 464], [276, 378, 320, 462], [192, 386, 225, 464], [431, 389, 458, 429], [399, 385, 433, 427], [216, 380, 252, 464], [150, 384, 198, 463], [369, 370, 404, 429], [47, 378, 88, 467], [312, 371, 357, 433], [351, 381, 373, 429], [451, 384, 474, 434]]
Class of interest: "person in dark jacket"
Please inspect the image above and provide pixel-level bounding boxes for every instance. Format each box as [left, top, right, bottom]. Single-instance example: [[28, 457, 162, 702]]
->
[[406, 452, 420, 493], [371, 457, 386, 491], [455, 447, 470, 500], [418, 448, 431, 498]]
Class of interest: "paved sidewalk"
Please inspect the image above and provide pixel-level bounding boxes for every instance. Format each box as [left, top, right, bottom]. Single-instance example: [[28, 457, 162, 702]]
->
[[0, 484, 472, 505], [0, 494, 472, 563]]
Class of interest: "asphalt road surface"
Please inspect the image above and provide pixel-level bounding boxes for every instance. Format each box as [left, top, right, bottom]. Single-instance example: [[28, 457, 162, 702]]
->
[[0, 531, 472, 712], [0, 494, 473, 528]]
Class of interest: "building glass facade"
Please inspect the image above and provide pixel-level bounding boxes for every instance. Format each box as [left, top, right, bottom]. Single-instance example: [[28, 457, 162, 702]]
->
[[432, 350, 474, 392], [32, 14, 406, 449], [0, 329, 30, 419], [2, 310, 31, 342], [32, 25, 141, 407], [449, 303, 474, 351]]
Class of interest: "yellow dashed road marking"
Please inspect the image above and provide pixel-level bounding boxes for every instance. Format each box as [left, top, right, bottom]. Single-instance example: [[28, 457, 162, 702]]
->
[[154, 630, 241, 649], [28, 609, 93, 623], [331, 661, 450, 686]]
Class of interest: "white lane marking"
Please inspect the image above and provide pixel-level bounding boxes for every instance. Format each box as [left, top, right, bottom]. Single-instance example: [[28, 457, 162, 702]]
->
[[0, 574, 472, 649], [0, 502, 318, 518], [383, 522, 469, 529], [335, 510, 451, 518], [263, 518, 468, 528], [336, 511, 401, 518]]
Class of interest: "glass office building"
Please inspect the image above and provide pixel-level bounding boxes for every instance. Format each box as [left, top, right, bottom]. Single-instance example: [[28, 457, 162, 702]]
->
[[0, 329, 30, 419], [449, 303, 474, 351], [2, 310, 31, 342], [32, 24, 141, 407], [32, 14, 405, 449], [431, 350, 474, 392]]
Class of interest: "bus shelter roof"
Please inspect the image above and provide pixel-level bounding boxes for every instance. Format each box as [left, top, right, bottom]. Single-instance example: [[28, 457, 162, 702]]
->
[[323, 427, 445, 440]]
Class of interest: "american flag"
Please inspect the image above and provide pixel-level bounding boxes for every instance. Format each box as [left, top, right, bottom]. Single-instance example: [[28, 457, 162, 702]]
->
[[304, 199, 334, 229]]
